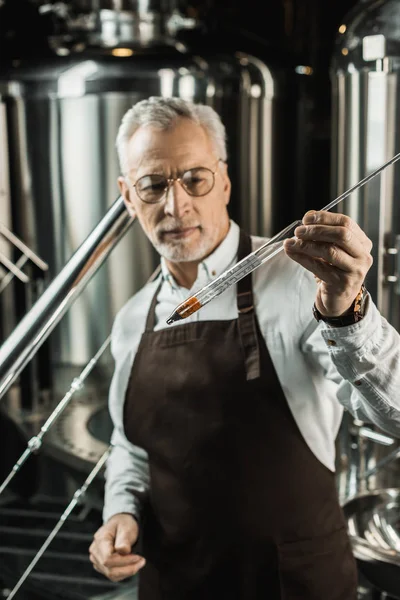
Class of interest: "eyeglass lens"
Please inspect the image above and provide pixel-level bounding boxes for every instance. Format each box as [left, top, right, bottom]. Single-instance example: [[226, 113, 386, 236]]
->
[[135, 167, 215, 203]]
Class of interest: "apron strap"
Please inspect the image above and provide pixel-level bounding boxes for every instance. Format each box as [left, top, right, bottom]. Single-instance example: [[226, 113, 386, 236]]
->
[[237, 230, 261, 381], [145, 272, 163, 333]]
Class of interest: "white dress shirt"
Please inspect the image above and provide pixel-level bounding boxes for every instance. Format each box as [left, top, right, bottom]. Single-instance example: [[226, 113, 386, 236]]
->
[[103, 220, 400, 522]]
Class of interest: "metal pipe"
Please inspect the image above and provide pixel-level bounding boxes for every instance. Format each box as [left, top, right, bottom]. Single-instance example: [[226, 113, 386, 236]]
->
[[0, 195, 134, 399]]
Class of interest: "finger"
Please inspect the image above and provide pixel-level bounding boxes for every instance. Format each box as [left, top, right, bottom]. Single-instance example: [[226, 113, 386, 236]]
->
[[89, 549, 107, 571], [114, 524, 138, 555], [95, 535, 117, 564], [114, 539, 133, 555], [302, 211, 372, 251], [90, 545, 143, 569], [103, 558, 146, 583], [284, 238, 365, 275], [283, 251, 344, 287], [89, 547, 101, 564], [103, 553, 145, 569], [302, 211, 372, 252], [294, 223, 367, 259], [90, 555, 107, 577]]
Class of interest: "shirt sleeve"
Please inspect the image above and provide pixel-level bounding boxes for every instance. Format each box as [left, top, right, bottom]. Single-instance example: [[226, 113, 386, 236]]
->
[[301, 276, 400, 438], [103, 425, 150, 523], [102, 293, 152, 524]]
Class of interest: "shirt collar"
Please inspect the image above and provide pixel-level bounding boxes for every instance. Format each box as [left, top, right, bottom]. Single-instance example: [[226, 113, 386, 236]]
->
[[160, 220, 240, 291]]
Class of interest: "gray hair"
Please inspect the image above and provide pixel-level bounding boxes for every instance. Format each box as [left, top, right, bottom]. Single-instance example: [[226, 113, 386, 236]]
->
[[116, 97, 228, 174]]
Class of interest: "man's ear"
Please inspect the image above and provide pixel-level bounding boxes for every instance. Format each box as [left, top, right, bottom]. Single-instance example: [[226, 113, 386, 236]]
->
[[118, 176, 136, 218], [220, 163, 231, 206]]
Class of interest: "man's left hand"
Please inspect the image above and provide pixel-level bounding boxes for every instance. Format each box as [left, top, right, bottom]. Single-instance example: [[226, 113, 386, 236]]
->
[[283, 210, 373, 317]]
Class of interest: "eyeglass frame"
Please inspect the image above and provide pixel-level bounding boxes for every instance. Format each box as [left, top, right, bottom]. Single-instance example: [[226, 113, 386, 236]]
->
[[124, 158, 224, 204]]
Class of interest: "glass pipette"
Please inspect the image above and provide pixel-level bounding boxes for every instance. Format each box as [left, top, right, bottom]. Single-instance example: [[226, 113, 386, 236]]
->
[[166, 151, 400, 325]]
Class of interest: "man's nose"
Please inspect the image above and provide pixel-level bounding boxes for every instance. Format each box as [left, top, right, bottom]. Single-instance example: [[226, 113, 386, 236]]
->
[[163, 181, 192, 218]]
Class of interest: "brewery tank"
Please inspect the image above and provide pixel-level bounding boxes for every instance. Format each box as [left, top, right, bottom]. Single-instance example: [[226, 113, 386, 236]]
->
[[331, 0, 400, 332], [332, 0, 400, 507], [0, 1, 287, 378]]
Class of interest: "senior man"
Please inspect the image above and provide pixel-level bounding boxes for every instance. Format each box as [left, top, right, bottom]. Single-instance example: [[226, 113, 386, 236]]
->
[[89, 96, 400, 600]]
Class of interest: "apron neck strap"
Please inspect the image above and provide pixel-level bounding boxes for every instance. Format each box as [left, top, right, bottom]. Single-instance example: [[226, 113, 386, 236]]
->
[[236, 230, 261, 381], [145, 276, 163, 332], [236, 229, 254, 314]]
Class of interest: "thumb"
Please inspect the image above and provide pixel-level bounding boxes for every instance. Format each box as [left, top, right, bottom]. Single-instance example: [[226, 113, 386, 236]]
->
[[114, 521, 138, 555]]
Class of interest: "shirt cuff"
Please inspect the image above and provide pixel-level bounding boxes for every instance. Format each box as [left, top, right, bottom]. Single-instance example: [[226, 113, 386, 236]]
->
[[319, 294, 381, 353], [102, 496, 142, 524]]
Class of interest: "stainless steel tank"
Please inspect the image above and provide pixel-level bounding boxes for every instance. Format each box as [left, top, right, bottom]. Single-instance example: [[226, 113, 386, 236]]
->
[[331, 0, 400, 332], [331, 0, 400, 495], [0, 1, 284, 370], [331, 3, 400, 592], [0, 0, 287, 464]]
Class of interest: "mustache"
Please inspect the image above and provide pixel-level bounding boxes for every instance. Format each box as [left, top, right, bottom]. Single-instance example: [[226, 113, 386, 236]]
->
[[156, 222, 200, 234]]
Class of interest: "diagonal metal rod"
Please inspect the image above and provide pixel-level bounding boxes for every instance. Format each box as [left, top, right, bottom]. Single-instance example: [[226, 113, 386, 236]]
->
[[363, 446, 400, 480], [5, 447, 112, 600], [0, 335, 111, 497], [0, 254, 29, 293], [323, 151, 400, 212], [0, 251, 29, 284], [0, 222, 48, 272]]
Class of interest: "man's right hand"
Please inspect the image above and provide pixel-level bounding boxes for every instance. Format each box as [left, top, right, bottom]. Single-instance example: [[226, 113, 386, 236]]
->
[[89, 513, 146, 582]]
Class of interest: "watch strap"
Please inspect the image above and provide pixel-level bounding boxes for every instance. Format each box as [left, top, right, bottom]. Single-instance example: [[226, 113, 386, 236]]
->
[[312, 285, 368, 327]]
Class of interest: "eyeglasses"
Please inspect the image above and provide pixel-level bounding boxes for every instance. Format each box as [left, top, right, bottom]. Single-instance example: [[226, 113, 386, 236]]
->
[[128, 159, 222, 204]]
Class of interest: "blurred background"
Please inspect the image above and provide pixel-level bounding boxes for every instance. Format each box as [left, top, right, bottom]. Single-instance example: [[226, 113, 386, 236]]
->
[[1, 0, 400, 598]]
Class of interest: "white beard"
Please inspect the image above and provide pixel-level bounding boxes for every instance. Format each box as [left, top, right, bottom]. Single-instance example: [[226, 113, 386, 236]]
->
[[152, 236, 212, 262]]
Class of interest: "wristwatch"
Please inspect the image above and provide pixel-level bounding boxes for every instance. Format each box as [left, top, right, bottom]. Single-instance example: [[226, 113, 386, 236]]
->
[[312, 284, 369, 327]]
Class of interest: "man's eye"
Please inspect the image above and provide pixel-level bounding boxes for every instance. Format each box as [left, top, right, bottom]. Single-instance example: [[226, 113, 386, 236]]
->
[[187, 176, 205, 184], [147, 182, 165, 192], [139, 177, 166, 192]]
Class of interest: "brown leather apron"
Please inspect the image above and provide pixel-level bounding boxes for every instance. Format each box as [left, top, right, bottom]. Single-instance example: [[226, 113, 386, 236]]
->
[[123, 231, 358, 600]]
